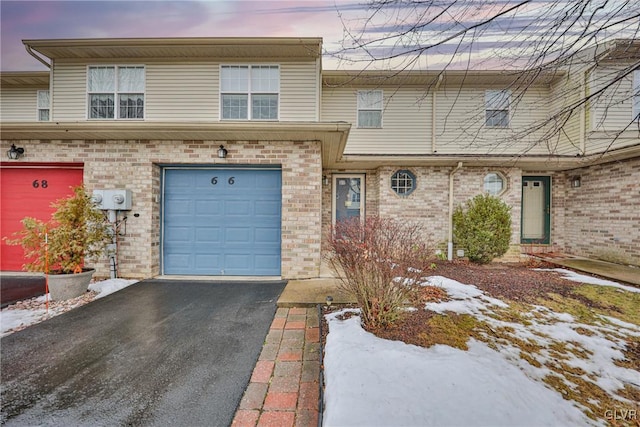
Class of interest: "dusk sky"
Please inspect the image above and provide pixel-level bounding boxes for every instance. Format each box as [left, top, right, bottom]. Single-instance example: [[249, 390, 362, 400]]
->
[[1, 0, 637, 72]]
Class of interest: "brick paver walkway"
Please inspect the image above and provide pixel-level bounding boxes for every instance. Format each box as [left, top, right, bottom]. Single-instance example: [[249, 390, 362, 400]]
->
[[232, 307, 321, 427]]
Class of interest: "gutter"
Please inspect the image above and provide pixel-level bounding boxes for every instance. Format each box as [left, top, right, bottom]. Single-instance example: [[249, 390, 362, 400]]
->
[[448, 162, 463, 261], [24, 43, 51, 69]]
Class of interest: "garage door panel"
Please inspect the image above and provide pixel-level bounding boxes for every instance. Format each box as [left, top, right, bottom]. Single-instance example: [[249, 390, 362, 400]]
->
[[1, 166, 83, 271], [162, 168, 281, 275], [225, 200, 251, 215]]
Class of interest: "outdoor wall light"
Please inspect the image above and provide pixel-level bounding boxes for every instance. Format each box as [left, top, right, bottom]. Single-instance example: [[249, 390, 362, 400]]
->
[[217, 145, 228, 159], [7, 144, 24, 160], [323, 175, 329, 186], [571, 176, 581, 188]]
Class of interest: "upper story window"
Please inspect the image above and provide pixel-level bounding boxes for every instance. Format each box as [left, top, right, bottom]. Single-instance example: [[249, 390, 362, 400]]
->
[[485, 90, 511, 128], [221, 65, 279, 120], [357, 90, 383, 128], [87, 66, 145, 120], [633, 70, 639, 121], [37, 90, 50, 121]]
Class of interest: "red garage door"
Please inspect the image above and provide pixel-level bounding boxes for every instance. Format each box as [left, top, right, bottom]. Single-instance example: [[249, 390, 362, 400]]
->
[[0, 164, 83, 271]]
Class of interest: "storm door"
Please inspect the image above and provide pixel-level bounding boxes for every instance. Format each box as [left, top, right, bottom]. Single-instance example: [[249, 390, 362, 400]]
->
[[332, 175, 365, 224], [521, 176, 551, 244]]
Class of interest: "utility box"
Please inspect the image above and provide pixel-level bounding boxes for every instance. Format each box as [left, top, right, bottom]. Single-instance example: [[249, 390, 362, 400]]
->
[[92, 189, 133, 210]]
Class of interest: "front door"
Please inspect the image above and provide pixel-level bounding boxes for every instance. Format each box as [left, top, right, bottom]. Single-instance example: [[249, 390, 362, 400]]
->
[[332, 174, 365, 224], [521, 176, 551, 244]]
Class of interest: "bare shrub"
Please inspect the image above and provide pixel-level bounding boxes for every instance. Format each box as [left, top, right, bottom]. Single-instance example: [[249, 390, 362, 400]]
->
[[325, 216, 434, 329]]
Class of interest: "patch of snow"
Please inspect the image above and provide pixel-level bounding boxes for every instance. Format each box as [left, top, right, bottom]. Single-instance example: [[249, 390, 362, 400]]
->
[[1, 309, 48, 337], [323, 310, 593, 427], [88, 278, 137, 299], [535, 268, 640, 293]]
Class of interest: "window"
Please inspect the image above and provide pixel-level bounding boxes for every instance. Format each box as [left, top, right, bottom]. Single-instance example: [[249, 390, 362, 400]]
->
[[221, 65, 279, 120], [633, 70, 640, 121], [37, 90, 49, 121], [87, 66, 144, 119], [484, 172, 506, 195], [485, 90, 510, 128], [357, 90, 383, 128], [391, 170, 416, 196]]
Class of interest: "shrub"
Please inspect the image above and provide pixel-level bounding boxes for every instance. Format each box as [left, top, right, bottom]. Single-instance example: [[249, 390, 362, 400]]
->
[[325, 216, 434, 329], [453, 193, 512, 264], [6, 186, 110, 274]]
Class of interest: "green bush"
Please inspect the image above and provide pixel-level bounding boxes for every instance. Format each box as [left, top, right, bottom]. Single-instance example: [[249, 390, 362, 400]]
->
[[453, 194, 512, 264]]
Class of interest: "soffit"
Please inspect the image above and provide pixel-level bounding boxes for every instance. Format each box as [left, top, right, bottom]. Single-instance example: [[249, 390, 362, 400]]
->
[[0, 121, 350, 169], [1, 71, 50, 87], [23, 38, 323, 62], [322, 70, 566, 88]]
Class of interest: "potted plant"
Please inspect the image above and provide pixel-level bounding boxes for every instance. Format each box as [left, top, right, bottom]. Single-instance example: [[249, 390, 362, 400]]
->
[[6, 186, 110, 300]]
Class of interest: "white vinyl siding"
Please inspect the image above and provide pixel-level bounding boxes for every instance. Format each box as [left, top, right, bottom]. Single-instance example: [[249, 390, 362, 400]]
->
[[280, 62, 317, 121], [436, 88, 550, 155], [48, 61, 318, 122], [51, 62, 87, 121], [322, 87, 431, 154], [548, 74, 584, 156], [145, 63, 218, 121], [0, 88, 39, 121], [590, 66, 636, 131]]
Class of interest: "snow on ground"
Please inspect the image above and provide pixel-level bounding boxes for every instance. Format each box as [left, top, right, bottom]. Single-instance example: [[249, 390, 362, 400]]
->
[[323, 273, 640, 426], [1, 278, 137, 337], [324, 310, 592, 427]]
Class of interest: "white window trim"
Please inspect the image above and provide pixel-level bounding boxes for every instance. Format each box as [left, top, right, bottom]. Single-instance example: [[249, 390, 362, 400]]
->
[[219, 64, 280, 121], [36, 89, 50, 122], [485, 89, 511, 128], [357, 90, 383, 128], [86, 65, 146, 120]]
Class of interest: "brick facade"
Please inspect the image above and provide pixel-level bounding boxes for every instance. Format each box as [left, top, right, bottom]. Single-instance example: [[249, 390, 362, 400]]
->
[[562, 157, 640, 266], [5, 139, 323, 279]]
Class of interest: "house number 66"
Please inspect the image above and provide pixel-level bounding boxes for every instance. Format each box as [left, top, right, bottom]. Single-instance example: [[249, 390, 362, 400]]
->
[[210, 177, 235, 185]]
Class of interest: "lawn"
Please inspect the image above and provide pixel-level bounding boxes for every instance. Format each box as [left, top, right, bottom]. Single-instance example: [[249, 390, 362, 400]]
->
[[323, 262, 640, 427]]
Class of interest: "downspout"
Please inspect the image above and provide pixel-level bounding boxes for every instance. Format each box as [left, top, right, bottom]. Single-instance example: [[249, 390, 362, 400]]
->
[[24, 44, 51, 69], [448, 162, 463, 261], [579, 69, 588, 155], [431, 74, 444, 153]]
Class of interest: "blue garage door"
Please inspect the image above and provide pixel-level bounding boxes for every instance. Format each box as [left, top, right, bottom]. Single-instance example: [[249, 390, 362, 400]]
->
[[163, 167, 282, 276]]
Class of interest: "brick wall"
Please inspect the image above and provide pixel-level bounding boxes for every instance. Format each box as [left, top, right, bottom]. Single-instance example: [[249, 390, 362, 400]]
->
[[4, 139, 323, 279], [562, 157, 640, 266]]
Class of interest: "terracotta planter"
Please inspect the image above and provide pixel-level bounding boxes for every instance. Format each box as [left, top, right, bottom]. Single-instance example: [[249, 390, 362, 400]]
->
[[47, 269, 95, 301]]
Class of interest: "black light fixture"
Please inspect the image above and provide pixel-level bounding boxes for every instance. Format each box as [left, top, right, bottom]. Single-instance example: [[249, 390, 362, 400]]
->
[[7, 144, 24, 160], [571, 176, 581, 188], [217, 145, 228, 159]]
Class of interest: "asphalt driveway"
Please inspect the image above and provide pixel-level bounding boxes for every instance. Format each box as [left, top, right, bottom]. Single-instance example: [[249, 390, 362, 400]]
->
[[0, 279, 286, 426]]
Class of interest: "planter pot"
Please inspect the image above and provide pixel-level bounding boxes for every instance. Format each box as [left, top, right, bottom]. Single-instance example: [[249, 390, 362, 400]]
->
[[48, 269, 95, 301]]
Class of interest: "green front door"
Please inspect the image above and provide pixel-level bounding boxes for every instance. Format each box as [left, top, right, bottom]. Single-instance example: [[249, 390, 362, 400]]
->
[[521, 176, 551, 244]]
